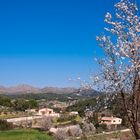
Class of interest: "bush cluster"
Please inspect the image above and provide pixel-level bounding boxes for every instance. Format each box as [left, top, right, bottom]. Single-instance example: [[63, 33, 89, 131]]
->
[[0, 119, 14, 130]]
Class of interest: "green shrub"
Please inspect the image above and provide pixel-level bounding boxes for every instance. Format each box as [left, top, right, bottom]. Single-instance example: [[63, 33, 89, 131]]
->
[[96, 124, 107, 133], [71, 119, 77, 125], [0, 119, 14, 130], [57, 114, 75, 123], [100, 124, 107, 130]]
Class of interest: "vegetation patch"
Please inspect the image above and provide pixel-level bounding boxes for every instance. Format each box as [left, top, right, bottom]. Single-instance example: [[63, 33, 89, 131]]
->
[[0, 129, 53, 140], [0, 119, 14, 130]]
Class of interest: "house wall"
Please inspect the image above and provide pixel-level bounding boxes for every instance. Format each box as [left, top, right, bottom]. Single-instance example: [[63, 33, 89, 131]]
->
[[111, 118, 122, 125], [38, 108, 54, 115], [37, 108, 60, 117], [100, 117, 122, 125]]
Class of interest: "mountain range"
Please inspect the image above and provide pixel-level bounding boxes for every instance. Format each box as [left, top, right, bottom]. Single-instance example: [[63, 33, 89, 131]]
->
[[0, 84, 80, 94]]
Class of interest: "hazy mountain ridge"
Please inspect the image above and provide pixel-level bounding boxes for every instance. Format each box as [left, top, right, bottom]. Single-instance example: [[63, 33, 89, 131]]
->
[[0, 84, 79, 94], [41, 87, 79, 94]]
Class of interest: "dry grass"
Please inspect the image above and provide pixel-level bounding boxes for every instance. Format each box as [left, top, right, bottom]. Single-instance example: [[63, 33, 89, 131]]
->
[[75, 131, 135, 140]]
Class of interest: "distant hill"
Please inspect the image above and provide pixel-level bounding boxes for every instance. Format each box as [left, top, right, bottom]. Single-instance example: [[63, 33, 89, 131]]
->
[[0, 84, 40, 94], [41, 87, 80, 94], [0, 84, 100, 101], [0, 84, 79, 95], [3, 90, 100, 102]]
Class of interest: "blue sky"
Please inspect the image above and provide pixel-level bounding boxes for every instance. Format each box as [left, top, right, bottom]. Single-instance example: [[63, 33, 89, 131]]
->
[[0, 0, 139, 87]]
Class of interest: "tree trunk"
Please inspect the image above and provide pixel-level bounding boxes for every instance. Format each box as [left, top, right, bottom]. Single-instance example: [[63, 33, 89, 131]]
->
[[132, 123, 140, 140]]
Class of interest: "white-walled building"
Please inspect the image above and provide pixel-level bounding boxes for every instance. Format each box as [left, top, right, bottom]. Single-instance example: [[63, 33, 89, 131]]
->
[[100, 116, 122, 126], [37, 108, 60, 117], [69, 111, 79, 116]]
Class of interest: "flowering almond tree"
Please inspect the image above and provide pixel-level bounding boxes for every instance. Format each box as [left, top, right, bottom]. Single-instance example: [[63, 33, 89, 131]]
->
[[95, 0, 140, 139]]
